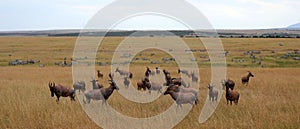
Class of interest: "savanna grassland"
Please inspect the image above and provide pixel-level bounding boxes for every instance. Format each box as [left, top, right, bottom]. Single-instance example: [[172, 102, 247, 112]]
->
[[0, 36, 299, 129]]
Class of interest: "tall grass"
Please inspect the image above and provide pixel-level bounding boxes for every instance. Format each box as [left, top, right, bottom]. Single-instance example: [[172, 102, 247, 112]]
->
[[0, 37, 299, 128], [0, 66, 299, 128]]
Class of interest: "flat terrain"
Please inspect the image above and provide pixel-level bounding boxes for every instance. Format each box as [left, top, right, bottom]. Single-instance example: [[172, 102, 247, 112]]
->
[[0, 37, 299, 129]]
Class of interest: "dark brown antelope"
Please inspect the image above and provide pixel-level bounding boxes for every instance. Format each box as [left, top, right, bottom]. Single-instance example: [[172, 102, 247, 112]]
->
[[222, 79, 235, 90], [241, 71, 254, 86], [83, 80, 119, 105], [115, 67, 133, 79], [137, 77, 149, 91], [49, 82, 75, 103], [109, 72, 114, 80], [137, 81, 147, 91], [145, 67, 151, 77], [222, 81, 240, 105]]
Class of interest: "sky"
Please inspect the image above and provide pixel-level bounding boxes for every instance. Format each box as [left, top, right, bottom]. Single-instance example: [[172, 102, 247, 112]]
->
[[0, 0, 299, 31]]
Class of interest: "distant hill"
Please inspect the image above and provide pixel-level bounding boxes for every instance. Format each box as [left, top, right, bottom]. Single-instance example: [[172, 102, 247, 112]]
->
[[1, 29, 300, 38], [287, 23, 300, 29]]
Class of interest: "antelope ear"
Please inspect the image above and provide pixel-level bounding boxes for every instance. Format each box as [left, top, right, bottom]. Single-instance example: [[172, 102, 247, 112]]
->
[[53, 82, 55, 87], [49, 82, 52, 87]]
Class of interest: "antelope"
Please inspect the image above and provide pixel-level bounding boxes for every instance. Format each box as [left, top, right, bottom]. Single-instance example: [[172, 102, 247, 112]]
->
[[241, 71, 254, 86], [49, 82, 75, 103]]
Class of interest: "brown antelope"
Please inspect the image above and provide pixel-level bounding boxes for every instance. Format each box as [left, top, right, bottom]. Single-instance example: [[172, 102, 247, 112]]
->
[[83, 80, 119, 105], [49, 82, 75, 103], [222, 81, 240, 105], [241, 71, 254, 86]]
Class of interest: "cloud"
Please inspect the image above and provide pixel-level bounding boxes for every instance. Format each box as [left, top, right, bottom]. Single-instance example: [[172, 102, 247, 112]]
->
[[189, 0, 300, 29]]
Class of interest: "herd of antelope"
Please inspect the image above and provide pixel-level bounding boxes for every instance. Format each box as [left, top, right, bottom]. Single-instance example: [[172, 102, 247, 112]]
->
[[48, 67, 254, 107]]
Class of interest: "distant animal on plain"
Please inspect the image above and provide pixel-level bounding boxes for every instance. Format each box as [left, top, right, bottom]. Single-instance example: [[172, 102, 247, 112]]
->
[[115, 67, 133, 79], [241, 71, 254, 86]]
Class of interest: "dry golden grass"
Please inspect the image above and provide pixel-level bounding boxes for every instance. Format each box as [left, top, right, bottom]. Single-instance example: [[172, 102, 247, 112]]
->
[[0, 37, 299, 129], [0, 66, 299, 129]]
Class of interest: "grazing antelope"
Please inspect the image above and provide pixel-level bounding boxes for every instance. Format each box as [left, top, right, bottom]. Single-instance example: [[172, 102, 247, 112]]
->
[[241, 71, 254, 86], [83, 80, 119, 105], [115, 67, 133, 79], [49, 82, 75, 103], [97, 70, 103, 79]]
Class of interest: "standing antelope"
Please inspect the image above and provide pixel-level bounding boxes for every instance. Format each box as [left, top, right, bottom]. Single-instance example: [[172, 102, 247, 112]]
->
[[241, 71, 254, 86], [49, 82, 75, 103], [83, 80, 119, 105], [222, 81, 240, 105], [115, 67, 133, 79], [164, 86, 198, 107], [208, 84, 218, 102], [222, 79, 235, 90]]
